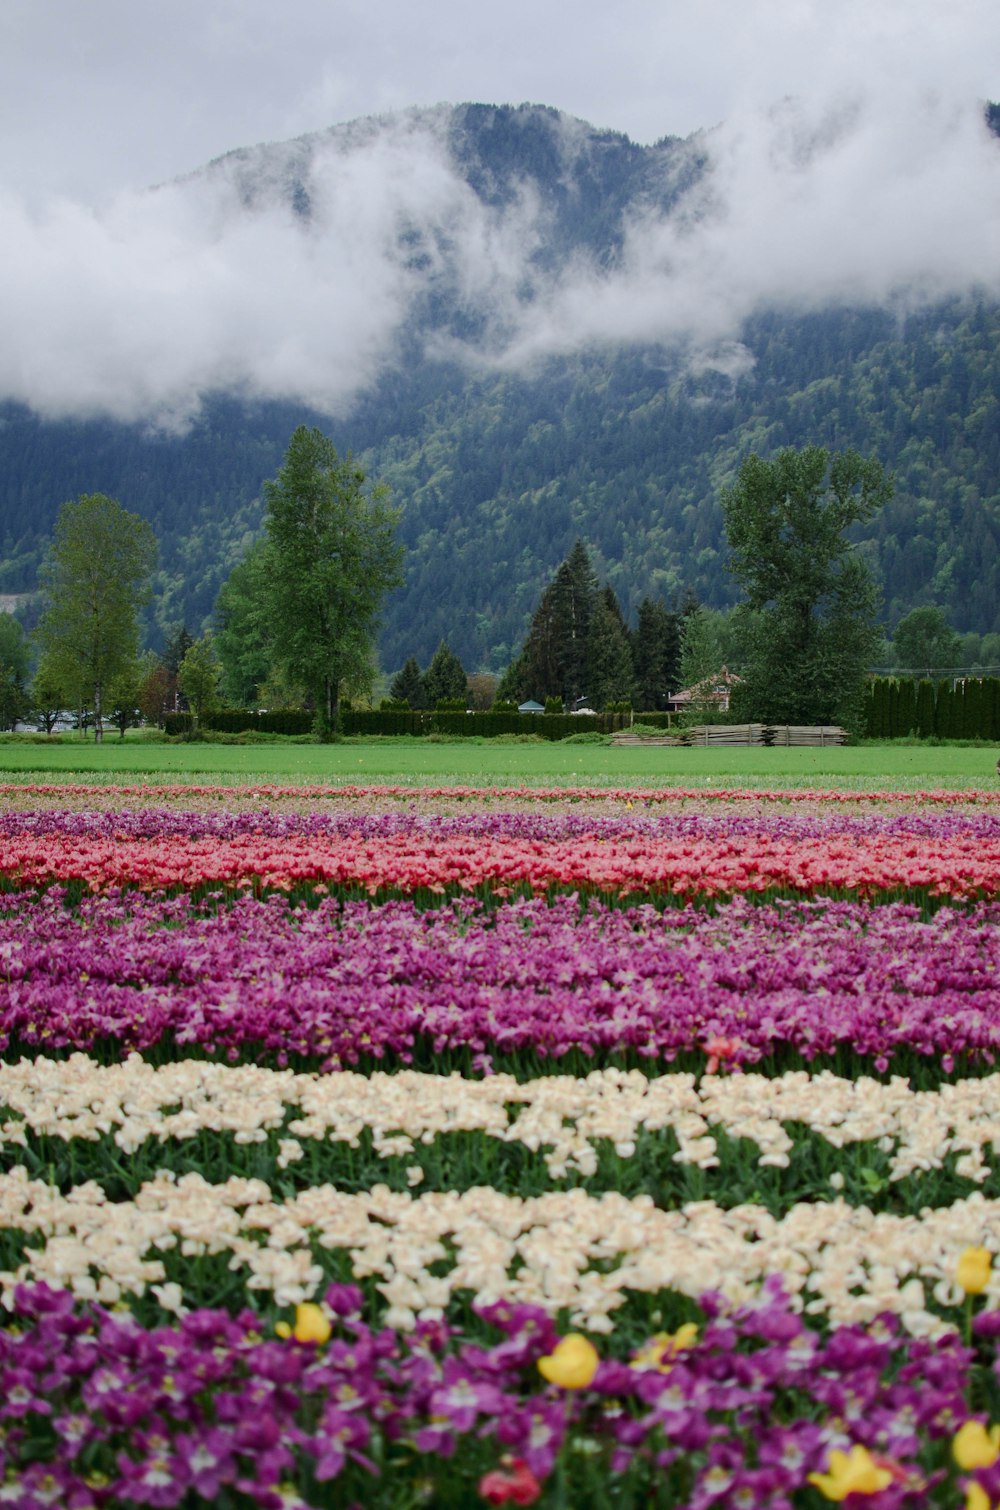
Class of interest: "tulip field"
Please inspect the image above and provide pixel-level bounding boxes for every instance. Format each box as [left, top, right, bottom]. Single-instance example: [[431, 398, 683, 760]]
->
[[4, 776, 1000, 1507]]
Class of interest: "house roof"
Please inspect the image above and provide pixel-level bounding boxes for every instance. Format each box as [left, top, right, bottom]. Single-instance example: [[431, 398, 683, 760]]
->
[[671, 665, 743, 704]]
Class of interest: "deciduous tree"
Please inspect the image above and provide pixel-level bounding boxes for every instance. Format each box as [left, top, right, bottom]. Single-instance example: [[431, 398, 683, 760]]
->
[[721, 447, 890, 732], [260, 427, 403, 736], [0, 613, 29, 731], [892, 606, 962, 678], [36, 494, 156, 743], [177, 634, 221, 733]]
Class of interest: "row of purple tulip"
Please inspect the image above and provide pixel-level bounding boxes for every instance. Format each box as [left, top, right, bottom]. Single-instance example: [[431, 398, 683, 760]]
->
[[0, 1276, 987, 1510], [2, 888, 997, 1073]]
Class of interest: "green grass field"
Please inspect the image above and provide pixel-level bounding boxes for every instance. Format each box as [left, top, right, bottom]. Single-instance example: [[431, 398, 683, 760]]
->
[[0, 735, 996, 788]]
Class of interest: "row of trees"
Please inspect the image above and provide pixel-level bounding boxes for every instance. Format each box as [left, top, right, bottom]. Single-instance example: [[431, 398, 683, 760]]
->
[[493, 540, 686, 712], [483, 446, 895, 733], [10, 428, 980, 744], [866, 675, 1000, 741], [4, 427, 403, 741]]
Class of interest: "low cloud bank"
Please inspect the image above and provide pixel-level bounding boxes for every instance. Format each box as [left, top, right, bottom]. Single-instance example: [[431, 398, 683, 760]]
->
[[2, 87, 998, 427]]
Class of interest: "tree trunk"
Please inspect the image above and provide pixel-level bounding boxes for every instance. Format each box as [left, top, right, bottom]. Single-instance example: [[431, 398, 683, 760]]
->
[[94, 682, 103, 744]]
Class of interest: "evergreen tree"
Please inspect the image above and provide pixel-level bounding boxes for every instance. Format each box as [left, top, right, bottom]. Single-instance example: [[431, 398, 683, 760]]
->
[[914, 678, 936, 738], [163, 625, 194, 677], [389, 656, 427, 709], [515, 539, 598, 705], [422, 640, 467, 706], [557, 541, 599, 703], [632, 598, 681, 710], [215, 546, 272, 707], [586, 587, 635, 709]]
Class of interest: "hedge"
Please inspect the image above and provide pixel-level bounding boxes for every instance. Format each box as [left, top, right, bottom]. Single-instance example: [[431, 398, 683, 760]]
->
[[864, 677, 1000, 740], [163, 710, 313, 736], [162, 709, 633, 739]]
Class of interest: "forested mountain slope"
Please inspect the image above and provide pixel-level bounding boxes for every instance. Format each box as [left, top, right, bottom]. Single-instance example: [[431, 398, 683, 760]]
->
[[1, 102, 997, 670]]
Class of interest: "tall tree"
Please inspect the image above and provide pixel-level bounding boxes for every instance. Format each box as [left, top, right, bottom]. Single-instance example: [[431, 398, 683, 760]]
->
[[389, 656, 427, 709], [36, 494, 156, 743], [587, 587, 635, 709], [513, 539, 599, 705], [422, 640, 467, 706], [632, 598, 681, 710], [260, 427, 404, 736], [215, 544, 272, 707], [892, 606, 963, 678], [0, 613, 30, 731], [177, 633, 221, 733], [721, 447, 891, 731], [678, 604, 725, 692]]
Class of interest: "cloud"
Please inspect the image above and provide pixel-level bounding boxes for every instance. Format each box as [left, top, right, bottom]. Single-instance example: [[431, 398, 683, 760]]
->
[[0, 82, 997, 426], [489, 86, 1000, 368]]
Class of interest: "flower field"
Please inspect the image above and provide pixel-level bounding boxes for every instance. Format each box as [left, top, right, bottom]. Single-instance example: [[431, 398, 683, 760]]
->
[[4, 781, 1000, 1508]]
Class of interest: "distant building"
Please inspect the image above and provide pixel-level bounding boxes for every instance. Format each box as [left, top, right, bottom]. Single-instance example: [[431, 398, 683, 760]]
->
[[668, 666, 743, 714]]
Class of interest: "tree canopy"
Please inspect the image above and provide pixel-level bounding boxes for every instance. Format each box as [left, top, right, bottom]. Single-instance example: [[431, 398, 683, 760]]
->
[[892, 606, 963, 678], [0, 613, 29, 731], [218, 427, 404, 735], [36, 493, 156, 742], [721, 446, 892, 731], [422, 641, 467, 707]]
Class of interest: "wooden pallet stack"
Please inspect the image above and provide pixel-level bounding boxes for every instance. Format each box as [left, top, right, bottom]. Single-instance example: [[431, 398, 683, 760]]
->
[[766, 725, 848, 747], [613, 723, 848, 748]]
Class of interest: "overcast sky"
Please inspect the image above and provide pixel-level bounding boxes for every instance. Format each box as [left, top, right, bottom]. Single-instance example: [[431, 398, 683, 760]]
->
[[1, 0, 998, 424]]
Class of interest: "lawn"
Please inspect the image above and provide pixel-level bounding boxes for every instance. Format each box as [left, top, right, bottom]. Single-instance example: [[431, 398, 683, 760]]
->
[[0, 733, 996, 788]]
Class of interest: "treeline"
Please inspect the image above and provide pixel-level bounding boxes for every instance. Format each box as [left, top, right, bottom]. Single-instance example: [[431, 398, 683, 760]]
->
[[865, 677, 1000, 742], [1, 297, 999, 671], [163, 708, 630, 739]]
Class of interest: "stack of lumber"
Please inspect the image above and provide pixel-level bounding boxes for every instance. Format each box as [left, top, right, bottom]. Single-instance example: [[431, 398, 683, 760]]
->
[[616, 723, 849, 748], [766, 725, 848, 747], [674, 724, 768, 746], [611, 732, 679, 746]]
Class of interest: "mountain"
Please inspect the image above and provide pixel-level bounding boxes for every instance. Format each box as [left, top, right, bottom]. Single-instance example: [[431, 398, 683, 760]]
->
[[1, 101, 999, 670]]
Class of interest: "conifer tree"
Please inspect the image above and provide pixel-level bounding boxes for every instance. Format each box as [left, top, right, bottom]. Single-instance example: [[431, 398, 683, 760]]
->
[[389, 656, 427, 709], [513, 539, 598, 705], [422, 640, 467, 706], [587, 588, 635, 709], [632, 598, 681, 710]]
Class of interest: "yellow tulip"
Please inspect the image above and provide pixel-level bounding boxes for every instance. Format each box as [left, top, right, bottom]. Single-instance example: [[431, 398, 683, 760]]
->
[[954, 1421, 1000, 1470], [958, 1246, 993, 1295], [537, 1333, 599, 1389], [807, 1445, 893, 1501], [965, 1483, 992, 1510], [631, 1322, 699, 1373], [290, 1302, 331, 1345]]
